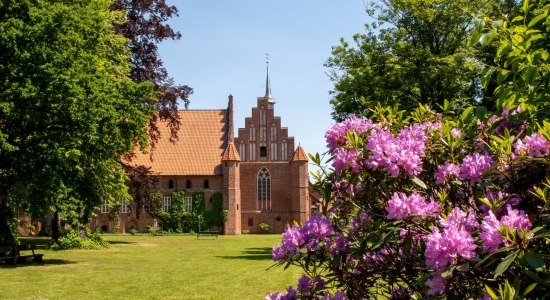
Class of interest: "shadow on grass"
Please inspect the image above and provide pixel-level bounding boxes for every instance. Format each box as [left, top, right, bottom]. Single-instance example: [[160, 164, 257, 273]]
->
[[216, 247, 273, 261], [107, 241, 137, 245], [0, 259, 76, 269]]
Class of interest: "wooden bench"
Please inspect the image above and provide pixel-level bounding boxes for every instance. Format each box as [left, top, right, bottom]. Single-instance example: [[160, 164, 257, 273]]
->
[[196, 231, 219, 239], [16, 244, 44, 263], [0, 244, 44, 265]]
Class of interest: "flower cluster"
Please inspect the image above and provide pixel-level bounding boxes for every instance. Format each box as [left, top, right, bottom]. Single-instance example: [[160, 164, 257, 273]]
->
[[365, 122, 439, 176], [480, 205, 532, 253], [434, 161, 460, 184], [514, 132, 550, 157], [385, 190, 440, 220], [459, 153, 495, 185], [325, 115, 373, 151], [272, 214, 334, 262], [424, 208, 478, 294]]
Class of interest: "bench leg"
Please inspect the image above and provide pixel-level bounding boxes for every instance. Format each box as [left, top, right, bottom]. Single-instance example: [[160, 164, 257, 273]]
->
[[33, 255, 43, 263]]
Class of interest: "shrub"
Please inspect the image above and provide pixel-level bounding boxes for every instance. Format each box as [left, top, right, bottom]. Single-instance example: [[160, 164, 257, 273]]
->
[[268, 104, 550, 299], [52, 228, 109, 250], [259, 223, 270, 233]]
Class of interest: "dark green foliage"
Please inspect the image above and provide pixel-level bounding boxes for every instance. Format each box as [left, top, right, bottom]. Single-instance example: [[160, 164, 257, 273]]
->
[[0, 205, 17, 246]]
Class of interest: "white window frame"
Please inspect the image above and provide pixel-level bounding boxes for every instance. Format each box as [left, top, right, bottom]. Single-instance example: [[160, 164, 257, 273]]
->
[[121, 199, 129, 214], [184, 197, 193, 212], [100, 199, 109, 214], [163, 197, 172, 212]]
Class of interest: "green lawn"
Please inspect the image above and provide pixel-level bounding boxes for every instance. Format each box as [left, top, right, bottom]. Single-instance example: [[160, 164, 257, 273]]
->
[[0, 234, 301, 300]]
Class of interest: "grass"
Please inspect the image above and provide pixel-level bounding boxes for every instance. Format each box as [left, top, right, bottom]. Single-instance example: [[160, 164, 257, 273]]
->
[[0, 234, 301, 300]]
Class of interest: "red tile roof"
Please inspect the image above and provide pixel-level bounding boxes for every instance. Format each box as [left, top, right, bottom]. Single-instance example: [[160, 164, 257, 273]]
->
[[222, 142, 241, 161], [127, 110, 227, 176], [291, 145, 308, 162]]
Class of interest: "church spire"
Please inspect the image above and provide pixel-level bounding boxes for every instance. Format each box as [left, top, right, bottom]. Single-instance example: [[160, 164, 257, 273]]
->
[[265, 53, 275, 104]]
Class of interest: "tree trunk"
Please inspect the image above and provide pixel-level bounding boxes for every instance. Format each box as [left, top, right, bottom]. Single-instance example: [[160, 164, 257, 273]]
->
[[51, 211, 60, 243]]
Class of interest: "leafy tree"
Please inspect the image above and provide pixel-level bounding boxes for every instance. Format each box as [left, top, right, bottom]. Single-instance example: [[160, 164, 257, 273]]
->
[[112, 0, 193, 218], [325, 0, 498, 121], [0, 0, 155, 241], [111, 0, 193, 142], [471, 0, 549, 121]]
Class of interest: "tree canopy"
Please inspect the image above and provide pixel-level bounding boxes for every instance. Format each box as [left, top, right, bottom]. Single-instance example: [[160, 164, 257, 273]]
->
[[0, 0, 155, 231], [325, 0, 519, 121]]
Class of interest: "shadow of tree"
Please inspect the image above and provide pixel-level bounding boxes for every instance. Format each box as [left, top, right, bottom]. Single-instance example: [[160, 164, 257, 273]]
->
[[216, 247, 273, 261], [0, 259, 76, 269]]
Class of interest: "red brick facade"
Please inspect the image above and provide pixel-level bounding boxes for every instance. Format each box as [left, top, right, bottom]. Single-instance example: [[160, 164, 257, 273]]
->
[[90, 91, 311, 234]]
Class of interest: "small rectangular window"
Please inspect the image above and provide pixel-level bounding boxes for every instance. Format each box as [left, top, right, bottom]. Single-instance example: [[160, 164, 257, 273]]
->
[[184, 197, 192, 212], [248, 218, 253, 227], [100, 199, 109, 214], [204, 180, 209, 189], [163, 197, 172, 212], [121, 199, 129, 214], [186, 180, 192, 189]]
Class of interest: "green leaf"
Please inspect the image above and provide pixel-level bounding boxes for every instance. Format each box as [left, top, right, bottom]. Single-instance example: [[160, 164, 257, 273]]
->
[[411, 176, 427, 190], [523, 0, 529, 14], [485, 285, 499, 300], [522, 283, 537, 297], [528, 13, 547, 28], [494, 251, 518, 279], [525, 252, 545, 271], [460, 106, 474, 123]]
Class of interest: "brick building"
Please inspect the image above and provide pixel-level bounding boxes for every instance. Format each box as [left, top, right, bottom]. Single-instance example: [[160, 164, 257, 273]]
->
[[91, 70, 311, 234]]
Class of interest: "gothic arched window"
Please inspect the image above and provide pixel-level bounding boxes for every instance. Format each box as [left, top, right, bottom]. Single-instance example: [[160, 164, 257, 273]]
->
[[257, 167, 271, 211]]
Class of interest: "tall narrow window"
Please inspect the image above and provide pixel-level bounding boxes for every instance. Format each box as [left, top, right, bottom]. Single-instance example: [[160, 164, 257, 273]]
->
[[168, 179, 174, 189], [163, 197, 172, 212], [270, 124, 277, 140], [271, 143, 278, 161], [100, 199, 109, 214], [239, 142, 246, 162], [249, 142, 256, 161], [257, 167, 271, 211], [186, 180, 192, 189], [184, 197, 192, 212], [260, 126, 266, 142], [260, 107, 266, 125], [121, 198, 129, 214], [204, 180, 209, 189], [260, 146, 267, 158], [249, 125, 255, 141], [281, 140, 288, 161]]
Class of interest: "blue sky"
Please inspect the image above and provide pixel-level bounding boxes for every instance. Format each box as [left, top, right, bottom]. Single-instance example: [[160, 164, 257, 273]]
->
[[158, 1, 368, 170]]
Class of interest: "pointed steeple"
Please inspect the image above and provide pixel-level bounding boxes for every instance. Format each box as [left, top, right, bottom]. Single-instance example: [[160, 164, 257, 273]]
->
[[265, 53, 275, 104]]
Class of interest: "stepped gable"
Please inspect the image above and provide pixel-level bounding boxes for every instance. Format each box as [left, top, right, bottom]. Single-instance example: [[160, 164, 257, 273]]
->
[[221, 142, 241, 161], [127, 110, 227, 175], [290, 145, 308, 162]]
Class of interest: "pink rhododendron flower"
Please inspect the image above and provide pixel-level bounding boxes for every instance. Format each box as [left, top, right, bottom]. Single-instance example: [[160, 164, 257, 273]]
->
[[434, 161, 460, 184], [386, 191, 440, 220], [426, 274, 446, 295], [325, 115, 373, 151], [514, 132, 550, 157], [480, 205, 532, 253], [365, 122, 437, 177], [451, 128, 462, 138], [459, 153, 494, 185]]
